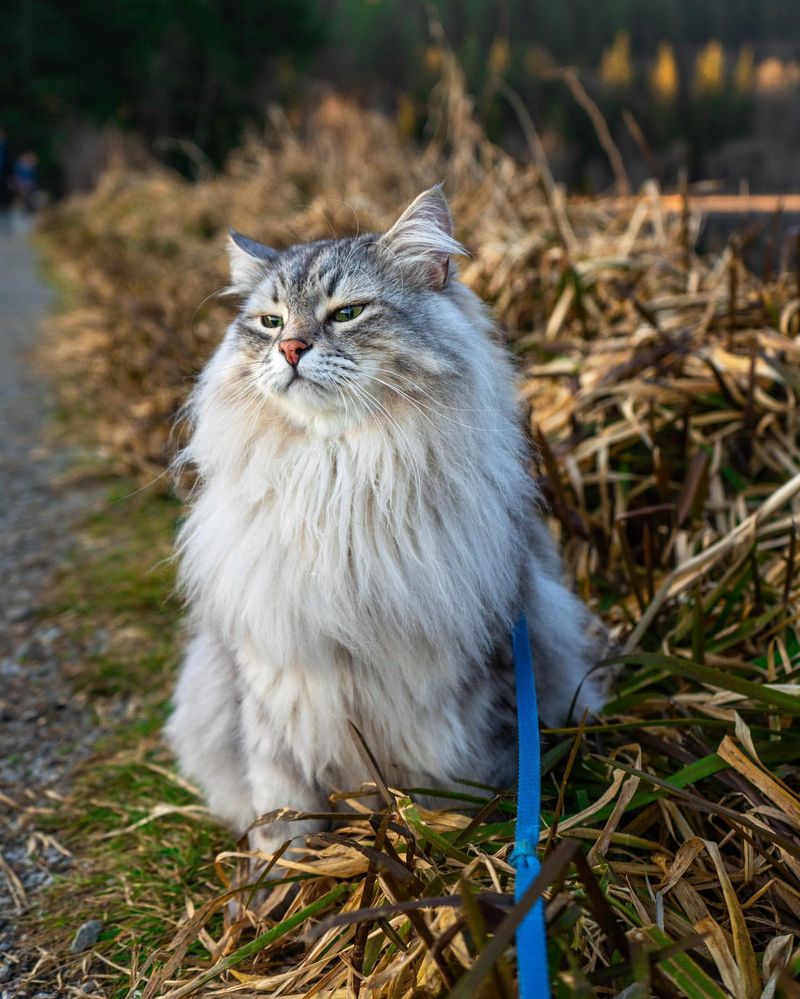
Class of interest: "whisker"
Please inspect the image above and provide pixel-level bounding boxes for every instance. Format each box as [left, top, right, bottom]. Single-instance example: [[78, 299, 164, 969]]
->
[[344, 382, 395, 489], [368, 373, 503, 434], [345, 379, 425, 508], [367, 367, 472, 406], [367, 365, 500, 418]]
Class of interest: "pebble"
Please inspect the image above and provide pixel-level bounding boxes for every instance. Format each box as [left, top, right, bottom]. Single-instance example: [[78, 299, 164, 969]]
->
[[6, 606, 34, 623], [69, 919, 104, 954]]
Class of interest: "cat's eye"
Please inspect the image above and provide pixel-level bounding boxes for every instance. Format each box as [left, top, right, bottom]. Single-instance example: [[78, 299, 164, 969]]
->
[[331, 304, 364, 323], [260, 315, 284, 329]]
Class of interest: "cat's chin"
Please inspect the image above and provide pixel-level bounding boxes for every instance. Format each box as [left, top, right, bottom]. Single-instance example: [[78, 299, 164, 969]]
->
[[268, 380, 353, 436]]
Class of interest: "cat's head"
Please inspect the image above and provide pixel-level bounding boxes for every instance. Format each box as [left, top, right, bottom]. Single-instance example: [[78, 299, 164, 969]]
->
[[224, 186, 482, 432]]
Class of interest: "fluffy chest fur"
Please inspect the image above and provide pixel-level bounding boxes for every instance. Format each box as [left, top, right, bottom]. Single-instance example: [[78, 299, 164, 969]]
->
[[176, 345, 531, 787], [179, 352, 529, 689]]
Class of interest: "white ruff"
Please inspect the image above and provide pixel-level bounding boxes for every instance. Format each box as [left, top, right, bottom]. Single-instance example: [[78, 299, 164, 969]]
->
[[176, 327, 524, 772]]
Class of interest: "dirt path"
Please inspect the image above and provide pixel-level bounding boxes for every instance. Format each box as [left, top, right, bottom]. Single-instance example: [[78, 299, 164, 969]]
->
[[0, 231, 99, 994]]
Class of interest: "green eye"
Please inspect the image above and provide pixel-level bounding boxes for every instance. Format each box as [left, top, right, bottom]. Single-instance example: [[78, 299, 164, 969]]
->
[[332, 304, 364, 323], [260, 314, 284, 329]]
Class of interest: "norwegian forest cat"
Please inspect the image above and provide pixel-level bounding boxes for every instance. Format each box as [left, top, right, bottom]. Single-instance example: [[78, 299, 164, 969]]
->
[[167, 186, 604, 862]]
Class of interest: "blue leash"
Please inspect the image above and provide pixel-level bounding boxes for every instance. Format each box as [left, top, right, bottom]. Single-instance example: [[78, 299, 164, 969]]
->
[[511, 613, 550, 996]]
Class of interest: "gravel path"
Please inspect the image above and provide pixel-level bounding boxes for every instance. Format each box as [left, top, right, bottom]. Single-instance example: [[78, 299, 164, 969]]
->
[[0, 231, 99, 994]]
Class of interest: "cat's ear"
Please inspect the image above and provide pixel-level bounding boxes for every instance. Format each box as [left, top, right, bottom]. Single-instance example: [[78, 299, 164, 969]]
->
[[227, 227, 279, 292], [380, 185, 465, 290]]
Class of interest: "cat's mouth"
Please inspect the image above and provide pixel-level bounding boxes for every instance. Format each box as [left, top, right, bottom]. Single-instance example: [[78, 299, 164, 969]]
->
[[280, 367, 311, 390], [281, 368, 324, 395]]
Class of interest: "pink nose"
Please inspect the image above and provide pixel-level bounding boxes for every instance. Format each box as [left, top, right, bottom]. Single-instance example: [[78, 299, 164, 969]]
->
[[278, 338, 311, 367]]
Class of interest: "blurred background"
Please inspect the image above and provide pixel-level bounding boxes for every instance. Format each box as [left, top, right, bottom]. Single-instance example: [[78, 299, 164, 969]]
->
[[2, 0, 800, 200]]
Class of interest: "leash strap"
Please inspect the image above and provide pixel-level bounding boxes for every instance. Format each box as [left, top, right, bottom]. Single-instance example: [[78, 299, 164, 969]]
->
[[511, 613, 550, 996]]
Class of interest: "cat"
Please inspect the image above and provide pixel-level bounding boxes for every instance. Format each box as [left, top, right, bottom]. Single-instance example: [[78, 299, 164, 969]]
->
[[166, 185, 605, 863]]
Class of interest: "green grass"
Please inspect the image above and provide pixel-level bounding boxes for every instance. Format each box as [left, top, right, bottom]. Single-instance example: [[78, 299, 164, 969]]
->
[[48, 486, 180, 697]]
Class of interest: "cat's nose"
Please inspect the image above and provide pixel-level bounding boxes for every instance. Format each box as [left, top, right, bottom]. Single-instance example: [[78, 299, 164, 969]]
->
[[278, 338, 311, 367]]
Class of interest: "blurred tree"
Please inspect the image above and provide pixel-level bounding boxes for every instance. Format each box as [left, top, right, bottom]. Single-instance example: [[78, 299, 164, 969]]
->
[[650, 43, 679, 101], [733, 45, 755, 93], [599, 30, 633, 89], [755, 57, 794, 93], [395, 93, 417, 138], [693, 40, 726, 94], [487, 38, 511, 79]]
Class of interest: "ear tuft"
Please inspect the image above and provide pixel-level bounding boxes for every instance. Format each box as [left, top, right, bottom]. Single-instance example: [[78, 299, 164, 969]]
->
[[379, 185, 465, 290], [227, 227, 278, 292]]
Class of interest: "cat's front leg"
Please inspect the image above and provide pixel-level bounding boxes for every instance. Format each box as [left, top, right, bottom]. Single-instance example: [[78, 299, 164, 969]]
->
[[166, 630, 253, 829], [239, 695, 327, 875]]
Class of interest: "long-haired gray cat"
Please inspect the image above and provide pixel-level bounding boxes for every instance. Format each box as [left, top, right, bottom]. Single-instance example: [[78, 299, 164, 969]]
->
[[167, 186, 604, 862]]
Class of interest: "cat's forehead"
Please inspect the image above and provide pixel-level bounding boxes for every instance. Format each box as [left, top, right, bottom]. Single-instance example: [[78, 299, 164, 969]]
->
[[259, 235, 381, 303]]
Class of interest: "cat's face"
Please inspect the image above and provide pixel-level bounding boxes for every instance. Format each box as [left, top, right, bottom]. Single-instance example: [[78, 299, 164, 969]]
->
[[225, 187, 470, 432]]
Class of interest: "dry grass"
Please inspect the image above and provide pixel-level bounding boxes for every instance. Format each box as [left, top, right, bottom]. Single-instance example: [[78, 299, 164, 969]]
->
[[36, 49, 800, 999]]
